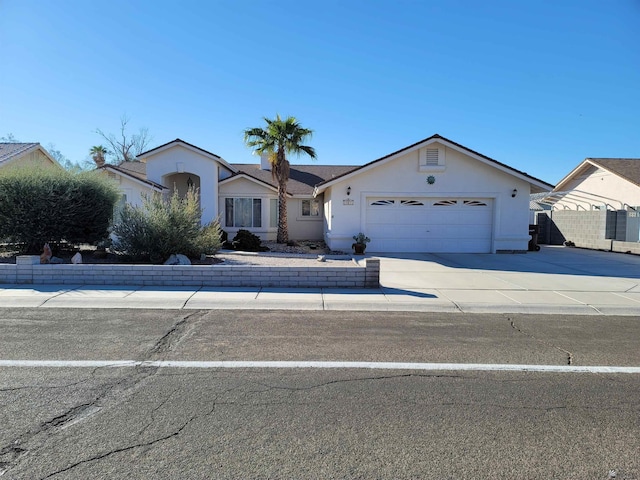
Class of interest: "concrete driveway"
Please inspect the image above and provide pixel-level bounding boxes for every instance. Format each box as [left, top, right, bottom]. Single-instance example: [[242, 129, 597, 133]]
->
[[377, 245, 640, 314]]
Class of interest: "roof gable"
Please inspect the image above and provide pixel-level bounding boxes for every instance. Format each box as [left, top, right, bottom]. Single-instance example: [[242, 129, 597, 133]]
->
[[0, 143, 60, 168], [314, 134, 553, 194], [137, 138, 237, 173], [588, 158, 640, 188], [555, 158, 640, 191], [219, 172, 279, 194]]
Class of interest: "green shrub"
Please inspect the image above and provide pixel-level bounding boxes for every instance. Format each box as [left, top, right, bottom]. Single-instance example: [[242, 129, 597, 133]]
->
[[231, 229, 266, 252], [111, 187, 222, 262], [0, 166, 120, 253]]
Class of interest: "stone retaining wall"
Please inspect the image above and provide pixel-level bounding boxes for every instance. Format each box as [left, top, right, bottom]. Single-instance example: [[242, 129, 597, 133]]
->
[[0, 256, 380, 288]]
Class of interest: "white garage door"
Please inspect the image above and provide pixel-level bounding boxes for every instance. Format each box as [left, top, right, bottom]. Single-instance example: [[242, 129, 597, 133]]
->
[[365, 197, 493, 253]]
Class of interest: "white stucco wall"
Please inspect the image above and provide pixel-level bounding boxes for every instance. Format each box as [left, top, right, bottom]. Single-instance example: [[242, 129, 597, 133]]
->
[[323, 142, 532, 252], [144, 145, 220, 224], [555, 165, 640, 210]]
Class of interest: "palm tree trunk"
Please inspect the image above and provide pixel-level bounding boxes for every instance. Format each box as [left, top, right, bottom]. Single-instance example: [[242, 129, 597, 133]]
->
[[277, 182, 288, 243]]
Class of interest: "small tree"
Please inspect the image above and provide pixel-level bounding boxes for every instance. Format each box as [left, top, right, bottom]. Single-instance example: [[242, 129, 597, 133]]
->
[[111, 187, 222, 263], [244, 115, 316, 243], [90, 145, 109, 167]]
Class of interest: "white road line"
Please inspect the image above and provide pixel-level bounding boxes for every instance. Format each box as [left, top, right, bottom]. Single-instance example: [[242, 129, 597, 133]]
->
[[1, 360, 639, 373]]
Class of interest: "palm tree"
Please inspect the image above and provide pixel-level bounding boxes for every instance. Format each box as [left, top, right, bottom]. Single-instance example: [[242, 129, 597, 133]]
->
[[90, 145, 109, 167], [244, 115, 317, 243]]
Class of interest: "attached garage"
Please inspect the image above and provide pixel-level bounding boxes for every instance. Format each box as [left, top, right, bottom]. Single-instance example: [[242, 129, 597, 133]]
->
[[314, 134, 554, 254], [365, 197, 493, 253]]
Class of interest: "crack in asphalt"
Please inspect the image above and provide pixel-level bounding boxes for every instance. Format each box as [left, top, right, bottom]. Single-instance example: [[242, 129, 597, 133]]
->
[[40, 385, 237, 480], [246, 373, 465, 393], [148, 310, 206, 357], [0, 311, 208, 477], [135, 387, 179, 439], [0, 367, 155, 476], [509, 318, 574, 365], [0, 378, 91, 392], [39, 412, 199, 480]]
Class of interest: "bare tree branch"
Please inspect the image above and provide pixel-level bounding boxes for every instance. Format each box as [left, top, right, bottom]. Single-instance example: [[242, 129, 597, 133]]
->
[[96, 115, 152, 164]]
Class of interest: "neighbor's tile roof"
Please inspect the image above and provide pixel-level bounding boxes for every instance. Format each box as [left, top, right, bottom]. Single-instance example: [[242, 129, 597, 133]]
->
[[230, 164, 359, 195], [115, 160, 147, 179], [588, 158, 640, 188], [0, 143, 38, 165], [103, 163, 165, 189]]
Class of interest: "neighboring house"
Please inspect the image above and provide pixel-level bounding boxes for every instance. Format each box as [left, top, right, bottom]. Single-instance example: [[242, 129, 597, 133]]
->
[[539, 158, 640, 211], [106, 135, 553, 253], [0, 143, 60, 169], [532, 158, 640, 247]]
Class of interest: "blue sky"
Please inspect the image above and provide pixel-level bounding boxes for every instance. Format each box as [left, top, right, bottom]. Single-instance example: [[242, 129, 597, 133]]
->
[[1, 0, 638, 184]]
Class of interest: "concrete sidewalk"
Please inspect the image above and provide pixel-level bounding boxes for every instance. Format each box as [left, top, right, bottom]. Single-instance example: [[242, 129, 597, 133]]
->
[[1, 246, 639, 315]]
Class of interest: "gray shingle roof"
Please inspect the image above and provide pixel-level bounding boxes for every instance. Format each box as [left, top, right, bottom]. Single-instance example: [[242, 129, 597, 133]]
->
[[229, 164, 359, 195], [0, 143, 39, 165], [588, 158, 640, 188]]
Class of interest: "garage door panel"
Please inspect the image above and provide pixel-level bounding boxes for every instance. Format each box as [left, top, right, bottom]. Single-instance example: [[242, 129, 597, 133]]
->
[[365, 197, 493, 253]]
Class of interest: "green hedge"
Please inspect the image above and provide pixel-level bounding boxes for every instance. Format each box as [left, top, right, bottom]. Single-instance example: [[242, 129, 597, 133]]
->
[[0, 166, 120, 253]]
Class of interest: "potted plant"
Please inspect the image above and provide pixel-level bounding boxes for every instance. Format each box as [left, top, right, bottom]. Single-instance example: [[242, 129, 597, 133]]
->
[[352, 232, 371, 254]]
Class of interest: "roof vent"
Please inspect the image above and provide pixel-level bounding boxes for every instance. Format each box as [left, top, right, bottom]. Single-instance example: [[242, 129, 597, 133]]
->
[[426, 148, 439, 166]]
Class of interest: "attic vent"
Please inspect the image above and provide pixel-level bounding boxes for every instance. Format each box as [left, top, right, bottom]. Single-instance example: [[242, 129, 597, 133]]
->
[[107, 172, 116, 179], [426, 148, 439, 166]]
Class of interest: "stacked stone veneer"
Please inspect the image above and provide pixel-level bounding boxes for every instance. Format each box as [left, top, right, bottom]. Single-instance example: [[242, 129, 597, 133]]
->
[[0, 256, 381, 288]]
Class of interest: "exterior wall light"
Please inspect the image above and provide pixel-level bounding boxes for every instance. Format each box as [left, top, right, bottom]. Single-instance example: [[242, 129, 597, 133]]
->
[[187, 176, 194, 188], [512, 188, 518, 198], [347, 186, 351, 196]]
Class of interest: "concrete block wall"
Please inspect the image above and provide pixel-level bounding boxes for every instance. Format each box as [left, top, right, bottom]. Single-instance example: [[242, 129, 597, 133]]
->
[[1, 256, 381, 288], [536, 210, 611, 249], [612, 241, 640, 255], [0, 265, 16, 284]]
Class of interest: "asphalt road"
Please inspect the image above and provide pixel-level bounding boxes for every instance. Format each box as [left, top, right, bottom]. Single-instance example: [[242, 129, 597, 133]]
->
[[1, 309, 639, 479]]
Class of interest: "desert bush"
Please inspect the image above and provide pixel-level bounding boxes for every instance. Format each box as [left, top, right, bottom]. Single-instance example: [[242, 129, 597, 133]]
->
[[0, 166, 120, 253], [111, 187, 222, 262], [231, 229, 266, 252]]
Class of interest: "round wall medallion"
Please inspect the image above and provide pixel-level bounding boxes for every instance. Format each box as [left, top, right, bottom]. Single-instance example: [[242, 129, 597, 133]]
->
[[426, 175, 436, 185]]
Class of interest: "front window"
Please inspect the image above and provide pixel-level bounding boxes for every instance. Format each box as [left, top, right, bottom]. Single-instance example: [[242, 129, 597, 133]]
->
[[302, 199, 320, 217], [225, 198, 262, 227]]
